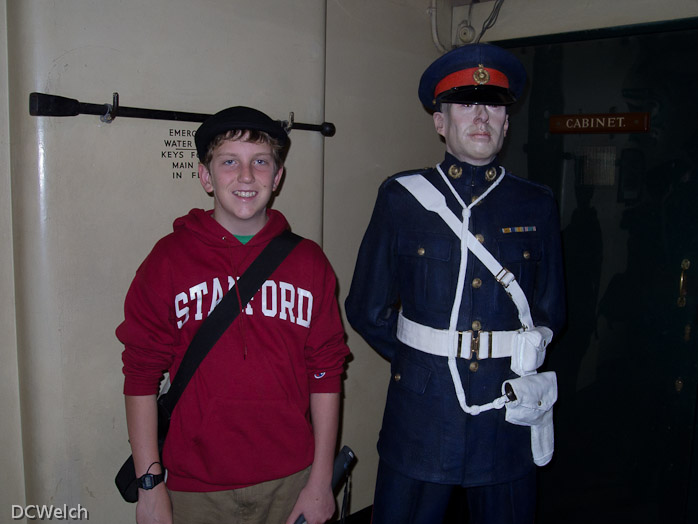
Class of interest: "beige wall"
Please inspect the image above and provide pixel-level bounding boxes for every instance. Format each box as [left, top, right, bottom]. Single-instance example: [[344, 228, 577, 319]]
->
[[1, 0, 696, 522], [1, 0, 26, 515], [456, 0, 698, 42]]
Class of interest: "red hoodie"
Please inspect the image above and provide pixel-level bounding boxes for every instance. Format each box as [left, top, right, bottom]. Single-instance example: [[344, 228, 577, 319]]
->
[[118, 208, 349, 492]]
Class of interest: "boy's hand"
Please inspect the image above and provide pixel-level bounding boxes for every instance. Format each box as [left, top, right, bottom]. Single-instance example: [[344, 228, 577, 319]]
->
[[285, 481, 335, 524], [135, 484, 173, 524]]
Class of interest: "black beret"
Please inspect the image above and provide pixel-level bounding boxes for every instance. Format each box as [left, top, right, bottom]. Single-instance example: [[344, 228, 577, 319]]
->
[[195, 106, 288, 161], [418, 43, 526, 111]]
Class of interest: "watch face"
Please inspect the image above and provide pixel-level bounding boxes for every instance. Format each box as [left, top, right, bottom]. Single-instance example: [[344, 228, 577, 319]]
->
[[142, 474, 155, 489]]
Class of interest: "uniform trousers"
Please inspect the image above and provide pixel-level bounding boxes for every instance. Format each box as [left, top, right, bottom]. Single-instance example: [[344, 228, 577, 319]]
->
[[169, 466, 310, 524], [371, 460, 536, 524]]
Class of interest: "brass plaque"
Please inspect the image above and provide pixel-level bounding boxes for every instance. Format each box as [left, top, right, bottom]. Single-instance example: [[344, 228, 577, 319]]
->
[[549, 112, 650, 134]]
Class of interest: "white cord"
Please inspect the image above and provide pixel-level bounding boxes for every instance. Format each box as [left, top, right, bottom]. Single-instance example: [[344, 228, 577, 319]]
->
[[476, 0, 506, 44], [428, 0, 449, 53]]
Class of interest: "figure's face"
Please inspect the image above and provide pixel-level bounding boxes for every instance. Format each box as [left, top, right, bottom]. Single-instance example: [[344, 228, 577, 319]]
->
[[199, 139, 283, 236], [433, 103, 509, 165]]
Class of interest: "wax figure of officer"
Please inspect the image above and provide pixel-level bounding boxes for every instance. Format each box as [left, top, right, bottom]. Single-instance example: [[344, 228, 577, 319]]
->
[[345, 43, 565, 523]]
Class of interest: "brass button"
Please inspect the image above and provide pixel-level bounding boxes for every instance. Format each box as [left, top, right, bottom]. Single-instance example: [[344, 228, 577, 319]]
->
[[448, 165, 463, 179], [469, 361, 479, 372], [472, 278, 482, 288], [475, 234, 484, 243], [675, 378, 684, 393], [523, 250, 531, 260], [471, 320, 482, 331], [394, 373, 401, 382], [471, 195, 479, 204], [485, 167, 497, 182], [417, 247, 425, 256]]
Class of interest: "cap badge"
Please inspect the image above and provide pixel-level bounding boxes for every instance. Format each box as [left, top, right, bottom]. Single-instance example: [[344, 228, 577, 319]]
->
[[473, 64, 490, 85], [448, 165, 463, 179], [485, 167, 497, 182]]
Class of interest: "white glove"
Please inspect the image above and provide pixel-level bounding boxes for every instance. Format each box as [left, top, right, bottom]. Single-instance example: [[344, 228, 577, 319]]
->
[[511, 326, 553, 376]]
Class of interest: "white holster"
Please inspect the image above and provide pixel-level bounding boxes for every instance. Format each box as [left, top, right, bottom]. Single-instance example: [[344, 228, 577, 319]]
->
[[502, 371, 557, 466]]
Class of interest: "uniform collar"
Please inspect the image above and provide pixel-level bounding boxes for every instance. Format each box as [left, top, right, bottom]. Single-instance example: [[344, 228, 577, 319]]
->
[[440, 153, 501, 195]]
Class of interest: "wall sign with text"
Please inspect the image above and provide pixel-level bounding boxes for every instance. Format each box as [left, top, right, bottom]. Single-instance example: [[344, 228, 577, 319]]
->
[[161, 127, 199, 179], [548, 112, 650, 134]]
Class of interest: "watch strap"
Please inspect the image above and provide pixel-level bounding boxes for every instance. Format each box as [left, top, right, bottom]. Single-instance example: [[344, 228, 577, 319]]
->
[[138, 471, 165, 490]]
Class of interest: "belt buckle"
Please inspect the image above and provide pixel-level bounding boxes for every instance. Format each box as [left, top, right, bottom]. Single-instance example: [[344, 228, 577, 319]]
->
[[457, 331, 489, 359], [495, 267, 514, 289], [469, 331, 480, 360]]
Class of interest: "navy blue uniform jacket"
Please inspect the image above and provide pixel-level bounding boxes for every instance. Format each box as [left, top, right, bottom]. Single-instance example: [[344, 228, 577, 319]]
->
[[345, 155, 565, 486]]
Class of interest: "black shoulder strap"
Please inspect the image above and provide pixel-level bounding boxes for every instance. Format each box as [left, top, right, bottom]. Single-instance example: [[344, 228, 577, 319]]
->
[[159, 229, 302, 417]]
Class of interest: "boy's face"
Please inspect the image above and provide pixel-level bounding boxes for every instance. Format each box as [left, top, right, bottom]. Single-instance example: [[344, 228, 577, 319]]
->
[[199, 139, 283, 236]]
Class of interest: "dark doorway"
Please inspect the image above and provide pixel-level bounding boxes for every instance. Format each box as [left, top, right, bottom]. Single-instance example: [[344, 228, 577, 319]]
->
[[487, 18, 698, 524]]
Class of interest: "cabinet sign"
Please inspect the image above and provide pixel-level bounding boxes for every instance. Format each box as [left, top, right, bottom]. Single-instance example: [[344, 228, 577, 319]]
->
[[549, 112, 649, 134]]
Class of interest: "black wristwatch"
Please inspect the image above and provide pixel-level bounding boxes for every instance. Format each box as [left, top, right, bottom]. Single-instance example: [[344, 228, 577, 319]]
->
[[138, 472, 165, 490]]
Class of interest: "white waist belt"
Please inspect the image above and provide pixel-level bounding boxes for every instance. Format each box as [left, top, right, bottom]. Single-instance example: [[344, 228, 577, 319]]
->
[[397, 313, 518, 360]]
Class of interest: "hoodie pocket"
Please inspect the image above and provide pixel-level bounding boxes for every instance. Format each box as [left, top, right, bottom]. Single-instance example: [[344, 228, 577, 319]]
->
[[174, 397, 313, 486]]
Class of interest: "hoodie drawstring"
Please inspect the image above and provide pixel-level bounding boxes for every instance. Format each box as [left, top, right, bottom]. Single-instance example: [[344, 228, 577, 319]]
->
[[225, 236, 250, 360]]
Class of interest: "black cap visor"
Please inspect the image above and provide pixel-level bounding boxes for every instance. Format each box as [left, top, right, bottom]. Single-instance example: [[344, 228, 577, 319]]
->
[[437, 85, 516, 107]]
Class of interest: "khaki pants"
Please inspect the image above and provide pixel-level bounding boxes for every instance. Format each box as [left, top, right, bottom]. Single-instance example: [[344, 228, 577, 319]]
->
[[169, 467, 310, 524]]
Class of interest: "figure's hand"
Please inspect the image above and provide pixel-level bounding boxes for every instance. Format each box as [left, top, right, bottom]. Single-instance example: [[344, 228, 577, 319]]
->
[[135, 484, 173, 524], [285, 481, 335, 524]]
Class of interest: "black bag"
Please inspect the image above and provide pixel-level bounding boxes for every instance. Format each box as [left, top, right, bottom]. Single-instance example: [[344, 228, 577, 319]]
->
[[115, 231, 302, 502]]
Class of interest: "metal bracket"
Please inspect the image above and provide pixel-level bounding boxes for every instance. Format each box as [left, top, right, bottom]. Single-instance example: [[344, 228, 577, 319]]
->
[[100, 92, 119, 123]]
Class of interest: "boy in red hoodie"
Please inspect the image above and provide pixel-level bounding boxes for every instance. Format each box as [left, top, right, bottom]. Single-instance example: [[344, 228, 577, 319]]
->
[[118, 106, 349, 524]]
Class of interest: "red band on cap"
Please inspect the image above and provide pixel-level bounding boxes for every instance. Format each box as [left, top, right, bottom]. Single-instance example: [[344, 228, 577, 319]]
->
[[434, 67, 509, 98]]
